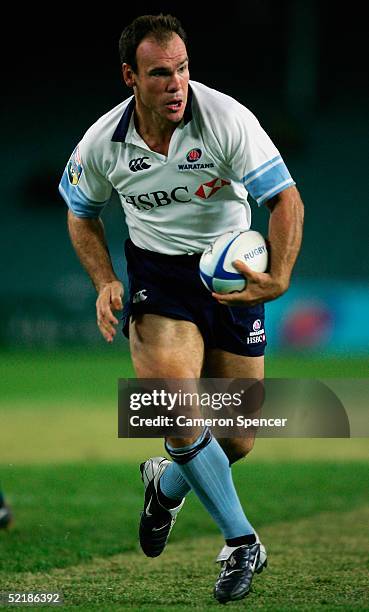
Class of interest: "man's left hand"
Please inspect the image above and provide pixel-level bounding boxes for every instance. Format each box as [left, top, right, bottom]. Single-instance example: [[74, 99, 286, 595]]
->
[[212, 259, 288, 307]]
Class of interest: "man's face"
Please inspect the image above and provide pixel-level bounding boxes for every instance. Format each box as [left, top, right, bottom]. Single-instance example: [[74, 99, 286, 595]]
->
[[124, 33, 189, 125]]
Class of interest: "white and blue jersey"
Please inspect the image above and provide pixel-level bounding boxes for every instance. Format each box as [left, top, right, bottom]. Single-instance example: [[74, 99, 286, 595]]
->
[[59, 80, 295, 255]]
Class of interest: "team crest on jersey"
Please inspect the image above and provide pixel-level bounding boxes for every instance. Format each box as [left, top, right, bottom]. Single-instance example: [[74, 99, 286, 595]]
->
[[178, 148, 214, 171], [67, 146, 83, 186], [186, 148, 202, 162]]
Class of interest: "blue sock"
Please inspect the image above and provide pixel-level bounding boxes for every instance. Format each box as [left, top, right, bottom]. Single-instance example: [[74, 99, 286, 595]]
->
[[166, 429, 254, 539], [159, 428, 209, 501], [159, 462, 191, 500]]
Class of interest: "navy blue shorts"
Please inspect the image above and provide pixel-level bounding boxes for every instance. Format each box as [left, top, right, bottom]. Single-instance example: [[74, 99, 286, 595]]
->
[[122, 239, 267, 357]]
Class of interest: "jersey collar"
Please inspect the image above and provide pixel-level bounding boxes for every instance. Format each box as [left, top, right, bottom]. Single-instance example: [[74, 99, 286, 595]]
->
[[111, 86, 193, 143]]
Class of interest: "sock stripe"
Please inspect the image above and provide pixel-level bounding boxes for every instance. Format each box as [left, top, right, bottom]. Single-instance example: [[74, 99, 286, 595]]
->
[[165, 427, 212, 464]]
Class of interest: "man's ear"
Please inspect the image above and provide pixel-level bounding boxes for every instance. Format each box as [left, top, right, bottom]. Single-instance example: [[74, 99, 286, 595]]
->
[[122, 63, 135, 88]]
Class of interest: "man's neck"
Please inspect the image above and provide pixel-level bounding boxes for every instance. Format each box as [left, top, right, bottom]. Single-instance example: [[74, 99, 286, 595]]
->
[[134, 108, 179, 156]]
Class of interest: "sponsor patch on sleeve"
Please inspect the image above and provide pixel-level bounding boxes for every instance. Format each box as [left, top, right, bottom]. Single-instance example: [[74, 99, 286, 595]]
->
[[67, 146, 83, 186]]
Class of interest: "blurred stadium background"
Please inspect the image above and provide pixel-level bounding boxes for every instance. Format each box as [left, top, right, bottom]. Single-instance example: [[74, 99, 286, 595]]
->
[[1, 2, 368, 608], [1, 2, 368, 354]]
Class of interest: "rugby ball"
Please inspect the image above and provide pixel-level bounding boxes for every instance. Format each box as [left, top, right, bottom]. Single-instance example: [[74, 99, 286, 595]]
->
[[199, 230, 268, 294]]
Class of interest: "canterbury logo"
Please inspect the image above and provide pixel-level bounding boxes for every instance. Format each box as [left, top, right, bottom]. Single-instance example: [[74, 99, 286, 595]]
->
[[129, 157, 151, 172], [133, 289, 148, 303]]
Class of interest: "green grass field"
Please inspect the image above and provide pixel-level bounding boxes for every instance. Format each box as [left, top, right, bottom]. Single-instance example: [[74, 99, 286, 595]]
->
[[1, 351, 368, 610]]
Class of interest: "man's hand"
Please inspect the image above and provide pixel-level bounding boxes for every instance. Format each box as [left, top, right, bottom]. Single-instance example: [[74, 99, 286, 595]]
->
[[212, 260, 288, 307], [96, 280, 124, 342], [213, 187, 304, 307]]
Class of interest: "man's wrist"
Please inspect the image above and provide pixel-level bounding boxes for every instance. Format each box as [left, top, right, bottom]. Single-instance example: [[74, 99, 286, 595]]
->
[[269, 272, 290, 296], [95, 278, 121, 293]]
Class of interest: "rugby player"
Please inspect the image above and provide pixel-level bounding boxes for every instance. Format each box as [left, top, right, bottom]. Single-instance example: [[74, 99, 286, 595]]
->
[[59, 14, 304, 603]]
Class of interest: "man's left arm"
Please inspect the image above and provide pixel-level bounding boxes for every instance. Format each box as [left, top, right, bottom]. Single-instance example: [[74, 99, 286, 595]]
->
[[213, 186, 304, 306]]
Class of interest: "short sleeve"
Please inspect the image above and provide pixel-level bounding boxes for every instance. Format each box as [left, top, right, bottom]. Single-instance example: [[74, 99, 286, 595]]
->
[[58, 139, 112, 218], [227, 107, 296, 206]]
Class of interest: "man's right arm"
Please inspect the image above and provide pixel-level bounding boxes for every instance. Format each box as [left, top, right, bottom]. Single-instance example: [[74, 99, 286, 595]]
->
[[67, 210, 123, 343]]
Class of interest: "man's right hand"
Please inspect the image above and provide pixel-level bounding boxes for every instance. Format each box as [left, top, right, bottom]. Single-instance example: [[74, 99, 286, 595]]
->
[[96, 280, 124, 343]]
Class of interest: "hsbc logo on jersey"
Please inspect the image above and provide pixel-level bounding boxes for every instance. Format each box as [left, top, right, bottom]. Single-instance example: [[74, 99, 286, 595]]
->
[[247, 320, 266, 344], [195, 178, 231, 199], [129, 157, 151, 172], [122, 186, 191, 211]]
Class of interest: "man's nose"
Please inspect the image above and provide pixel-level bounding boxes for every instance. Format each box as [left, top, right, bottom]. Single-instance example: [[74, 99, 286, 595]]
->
[[167, 72, 181, 92]]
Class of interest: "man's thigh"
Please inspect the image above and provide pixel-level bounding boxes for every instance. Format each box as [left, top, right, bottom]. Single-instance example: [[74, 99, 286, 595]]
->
[[204, 348, 264, 379], [129, 313, 205, 378]]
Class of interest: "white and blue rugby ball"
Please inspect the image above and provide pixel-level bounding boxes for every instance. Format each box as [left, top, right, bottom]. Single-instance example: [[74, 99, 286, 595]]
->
[[199, 230, 268, 294]]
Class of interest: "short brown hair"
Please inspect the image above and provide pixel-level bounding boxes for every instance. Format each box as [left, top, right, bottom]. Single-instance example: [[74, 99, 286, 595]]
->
[[119, 14, 187, 73]]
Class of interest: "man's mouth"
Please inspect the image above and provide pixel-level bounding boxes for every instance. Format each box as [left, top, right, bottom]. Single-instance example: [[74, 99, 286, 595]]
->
[[165, 100, 183, 112]]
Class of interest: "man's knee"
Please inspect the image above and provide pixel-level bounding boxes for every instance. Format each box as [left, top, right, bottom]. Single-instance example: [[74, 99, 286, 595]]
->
[[218, 437, 255, 464]]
